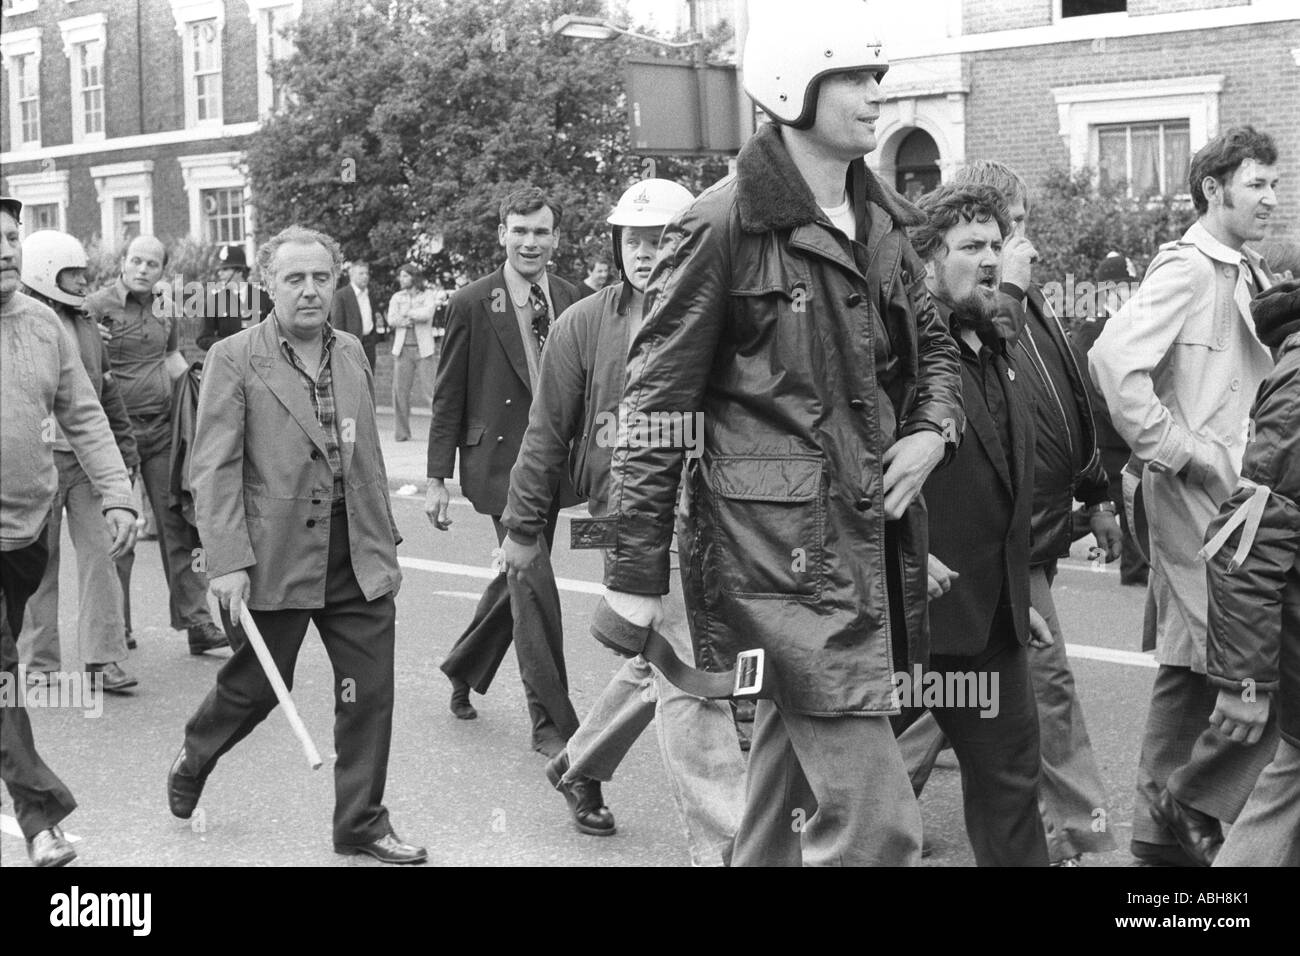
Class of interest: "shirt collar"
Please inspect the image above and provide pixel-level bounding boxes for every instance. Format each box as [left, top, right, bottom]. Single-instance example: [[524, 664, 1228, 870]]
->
[[273, 314, 335, 353], [114, 275, 156, 307], [1186, 220, 1252, 268], [934, 295, 1007, 358], [504, 262, 549, 306]]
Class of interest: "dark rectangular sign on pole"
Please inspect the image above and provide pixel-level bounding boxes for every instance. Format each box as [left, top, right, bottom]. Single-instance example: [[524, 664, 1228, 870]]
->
[[625, 57, 740, 155]]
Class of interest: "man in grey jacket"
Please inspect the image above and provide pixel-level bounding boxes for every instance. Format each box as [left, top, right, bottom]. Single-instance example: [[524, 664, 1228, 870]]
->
[[1, 195, 138, 866]]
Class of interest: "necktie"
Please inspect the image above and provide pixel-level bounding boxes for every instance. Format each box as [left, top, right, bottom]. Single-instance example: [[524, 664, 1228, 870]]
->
[[529, 283, 550, 350]]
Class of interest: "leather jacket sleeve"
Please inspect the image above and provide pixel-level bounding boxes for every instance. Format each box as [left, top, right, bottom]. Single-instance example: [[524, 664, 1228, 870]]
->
[[595, 208, 730, 595], [502, 311, 588, 543], [1205, 355, 1300, 695], [900, 244, 964, 456]]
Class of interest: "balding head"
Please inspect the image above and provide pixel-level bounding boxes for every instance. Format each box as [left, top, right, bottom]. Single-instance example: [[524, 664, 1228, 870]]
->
[[122, 235, 166, 295]]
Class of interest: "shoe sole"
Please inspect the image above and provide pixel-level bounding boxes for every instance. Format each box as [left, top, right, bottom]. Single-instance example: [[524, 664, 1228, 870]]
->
[[449, 699, 477, 720], [32, 849, 78, 867], [102, 683, 138, 694], [189, 644, 229, 656], [334, 845, 428, 864], [575, 821, 617, 837]]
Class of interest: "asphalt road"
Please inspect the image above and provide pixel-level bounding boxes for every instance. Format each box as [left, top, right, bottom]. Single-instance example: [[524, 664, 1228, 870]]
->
[[1, 412, 1159, 868]]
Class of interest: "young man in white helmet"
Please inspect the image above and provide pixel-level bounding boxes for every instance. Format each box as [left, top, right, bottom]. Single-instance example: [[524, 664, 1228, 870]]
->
[[499, 179, 746, 864], [572, 0, 963, 865], [18, 230, 142, 693]]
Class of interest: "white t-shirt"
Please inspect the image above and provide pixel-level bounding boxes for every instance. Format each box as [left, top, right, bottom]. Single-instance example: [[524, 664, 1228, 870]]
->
[[352, 283, 373, 335], [821, 194, 855, 240]]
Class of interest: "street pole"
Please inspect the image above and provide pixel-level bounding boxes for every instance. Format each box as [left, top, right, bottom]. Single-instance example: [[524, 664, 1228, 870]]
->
[[691, 0, 709, 152], [731, 0, 752, 174]]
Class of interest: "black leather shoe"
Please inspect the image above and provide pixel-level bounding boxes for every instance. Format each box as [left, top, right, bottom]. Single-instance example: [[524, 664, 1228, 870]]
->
[[86, 662, 138, 693], [448, 677, 477, 720], [167, 747, 204, 819], [28, 825, 77, 867], [188, 623, 230, 655], [545, 752, 616, 836], [125, 628, 136, 650], [335, 831, 428, 864], [1154, 790, 1223, 867]]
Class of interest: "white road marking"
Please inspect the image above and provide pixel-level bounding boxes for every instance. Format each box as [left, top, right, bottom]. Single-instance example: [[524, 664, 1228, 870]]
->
[[398, 558, 1158, 668], [1, 813, 81, 843]]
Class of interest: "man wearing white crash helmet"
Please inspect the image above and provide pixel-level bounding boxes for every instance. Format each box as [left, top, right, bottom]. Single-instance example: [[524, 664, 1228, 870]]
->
[[18, 231, 142, 694], [573, 0, 964, 866], [500, 179, 746, 864]]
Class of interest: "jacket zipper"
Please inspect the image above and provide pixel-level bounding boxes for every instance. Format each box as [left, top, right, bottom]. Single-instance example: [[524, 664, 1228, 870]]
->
[[1018, 324, 1074, 463]]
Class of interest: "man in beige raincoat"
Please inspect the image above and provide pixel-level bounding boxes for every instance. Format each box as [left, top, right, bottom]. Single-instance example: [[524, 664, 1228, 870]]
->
[[1090, 126, 1283, 866]]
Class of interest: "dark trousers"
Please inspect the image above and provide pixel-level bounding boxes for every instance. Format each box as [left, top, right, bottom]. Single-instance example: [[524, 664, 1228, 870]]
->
[[439, 501, 579, 749], [923, 611, 1050, 866], [1133, 663, 1279, 848], [182, 504, 397, 845], [1, 531, 79, 839], [361, 333, 379, 372]]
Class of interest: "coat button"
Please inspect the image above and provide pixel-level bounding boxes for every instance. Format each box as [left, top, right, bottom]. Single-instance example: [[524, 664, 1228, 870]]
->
[[1230, 378, 1240, 391], [505, 399, 512, 406], [855, 497, 872, 512], [311, 450, 321, 461], [849, 398, 865, 410], [311, 498, 321, 505], [497, 435, 505, 443], [1223, 266, 1234, 278], [846, 293, 864, 307], [306, 519, 316, 528]]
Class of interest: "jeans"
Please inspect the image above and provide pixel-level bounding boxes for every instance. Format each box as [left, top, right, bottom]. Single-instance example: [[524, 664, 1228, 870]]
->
[[564, 578, 745, 867], [392, 341, 433, 441], [1214, 738, 1300, 867], [19, 451, 128, 670], [731, 703, 922, 867]]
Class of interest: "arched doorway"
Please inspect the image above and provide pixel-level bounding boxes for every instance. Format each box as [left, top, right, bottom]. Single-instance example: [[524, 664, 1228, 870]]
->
[[895, 128, 941, 202]]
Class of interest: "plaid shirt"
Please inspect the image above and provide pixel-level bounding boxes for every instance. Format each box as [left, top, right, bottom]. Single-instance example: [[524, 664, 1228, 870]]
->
[[276, 319, 344, 496]]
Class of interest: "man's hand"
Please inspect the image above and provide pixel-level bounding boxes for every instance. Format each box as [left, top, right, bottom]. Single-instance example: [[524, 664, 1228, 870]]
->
[[1209, 687, 1271, 745], [424, 479, 451, 530], [501, 535, 543, 579], [97, 322, 113, 343], [210, 570, 251, 622], [604, 588, 663, 629], [1001, 235, 1038, 292], [1090, 512, 1123, 562], [882, 431, 945, 520], [103, 508, 137, 560], [1028, 606, 1054, 648], [927, 554, 959, 600]]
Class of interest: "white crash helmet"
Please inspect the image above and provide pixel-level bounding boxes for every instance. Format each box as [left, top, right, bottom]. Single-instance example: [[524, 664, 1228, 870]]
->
[[22, 230, 90, 307], [608, 179, 694, 278], [607, 179, 695, 228], [742, 0, 889, 129]]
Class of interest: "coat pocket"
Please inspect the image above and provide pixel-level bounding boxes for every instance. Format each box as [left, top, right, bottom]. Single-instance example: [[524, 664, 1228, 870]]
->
[[708, 455, 825, 600], [462, 423, 485, 447]]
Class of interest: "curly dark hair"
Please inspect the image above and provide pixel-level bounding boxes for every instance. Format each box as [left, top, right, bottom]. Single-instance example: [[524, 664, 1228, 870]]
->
[[1189, 126, 1278, 215], [909, 184, 1011, 261]]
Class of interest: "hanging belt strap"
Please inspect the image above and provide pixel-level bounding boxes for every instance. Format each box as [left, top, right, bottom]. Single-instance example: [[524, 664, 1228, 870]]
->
[[589, 598, 771, 700]]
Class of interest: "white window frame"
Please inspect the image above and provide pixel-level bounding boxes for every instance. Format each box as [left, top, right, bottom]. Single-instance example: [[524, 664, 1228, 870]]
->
[[179, 151, 251, 260], [1094, 119, 1192, 198], [170, 0, 226, 129], [1, 27, 42, 151], [2, 1, 39, 17], [248, 0, 301, 118], [89, 160, 155, 248], [59, 12, 108, 144], [3, 169, 70, 234], [1051, 75, 1223, 184]]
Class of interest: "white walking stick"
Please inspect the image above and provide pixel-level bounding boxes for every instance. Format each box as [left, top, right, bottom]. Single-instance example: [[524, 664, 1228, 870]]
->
[[238, 604, 323, 770]]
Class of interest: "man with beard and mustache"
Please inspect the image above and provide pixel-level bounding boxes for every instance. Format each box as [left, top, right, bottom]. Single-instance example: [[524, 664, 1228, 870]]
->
[[1090, 126, 1282, 866], [904, 183, 1054, 866]]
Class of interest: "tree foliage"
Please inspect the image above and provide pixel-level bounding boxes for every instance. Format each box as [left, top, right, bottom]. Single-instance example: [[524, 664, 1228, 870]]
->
[[1031, 166, 1198, 302], [246, 0, 731, 293]]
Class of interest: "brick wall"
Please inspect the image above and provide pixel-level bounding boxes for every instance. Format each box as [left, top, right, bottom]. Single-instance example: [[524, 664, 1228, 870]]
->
[[1129, 0, 1250, 16], [964, 22, 1300, 236], [963, 0, 1054, 35]]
